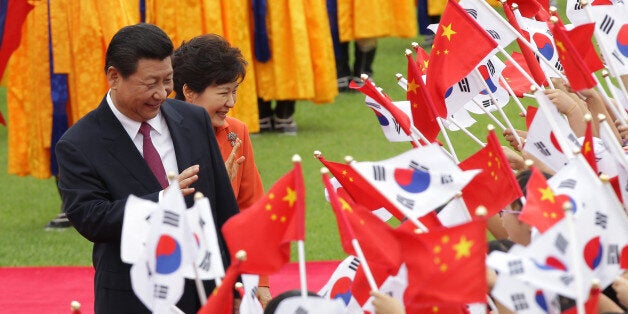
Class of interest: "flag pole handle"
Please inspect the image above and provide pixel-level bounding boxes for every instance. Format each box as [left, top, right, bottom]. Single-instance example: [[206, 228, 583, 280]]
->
[[192, 264, 208, 305], [297, 240, 308, 298], [499, 75, 527, 116], [471, 98, 506, 131], [351, 239, 378, 291]]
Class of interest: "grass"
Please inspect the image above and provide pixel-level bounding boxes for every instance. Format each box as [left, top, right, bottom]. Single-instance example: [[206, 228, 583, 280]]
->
[[0, 35, 528, 267]]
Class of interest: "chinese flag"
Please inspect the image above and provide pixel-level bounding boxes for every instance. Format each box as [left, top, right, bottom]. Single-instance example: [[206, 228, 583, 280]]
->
[[222, 161, 305, 274], [550, 19, 598, 91], [198, 262, 241, 314], [413, 45, 430, 74], [502, 52, 536, 98], [505, 0, 550, 20], [561, 285, 600, 314], [581, 118, 598, 173], [323, 172, 402, 305], [406, 52, 442, 143], [502, 3, 547, 87], [396, 219, 487, 305], [459, 129, 524, 217], [425, 0, 497, 110], [518, 167, 566, 233], [567, 23, 605, 73], [316, 154, 406, 221], [350, 79, 413, 137]]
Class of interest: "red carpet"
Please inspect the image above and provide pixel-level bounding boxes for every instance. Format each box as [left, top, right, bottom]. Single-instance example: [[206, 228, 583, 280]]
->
[[0, 261, 340, 313]]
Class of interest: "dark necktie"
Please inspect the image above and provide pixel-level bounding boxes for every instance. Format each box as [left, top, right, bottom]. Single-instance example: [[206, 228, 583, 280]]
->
[[139, 122, 168, 188]]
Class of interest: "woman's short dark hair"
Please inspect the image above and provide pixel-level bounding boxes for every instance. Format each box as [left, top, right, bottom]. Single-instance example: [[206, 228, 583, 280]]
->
[[172, 34, 247, 100], [104, 23, 174, 78]]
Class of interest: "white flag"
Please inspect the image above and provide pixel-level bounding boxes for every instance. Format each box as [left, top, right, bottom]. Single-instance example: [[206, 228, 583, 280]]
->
[[239, 274, 264, 314], [491, 274, 561, 314], [523, 90, 580, 172], [352, 144, 480, 219], [130, 183, 192, 313], [184, 195, 225, 280], [459, 0, 518, 48], [121, 195, 159, 264], [362, 264, 407, 313], [364, 96, 413, 143], [515, 12, 563, 77], [318, 255, 362, 312]]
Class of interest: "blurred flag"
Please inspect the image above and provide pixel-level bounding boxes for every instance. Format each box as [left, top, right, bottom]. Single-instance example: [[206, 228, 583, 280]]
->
[[239, 274, 264, 314], [502, 52, 536, 98], [565, 0, 618, 26], [491, 274, 561, 314], [397, 219, 488, 306], [198, 261, 241, 314], [425, 0, 498, 111], [317, 154, 406, 221], [589, 5, 628, 77], [364, 96, 414, 143], [362, 264, 408, 313], [406, 52, 441, 143], [185, 195, 225, 280], [514, 9, 563, 79], [523, 89, 580, 172], [222, 160, 305, 274], [502, 2, 548, 86], [318, 255, 362, 312], [351, 144, 480, 220], [550, 18, 598, 91], [519, 166, 566, 233], [464, 56, 510, 115], [130, 182, 193, 314], [350, 79, 414, 137], [459, 0, 518, 48], [459, 128, 523, 217], [505, 0, 550, 20], [581, 117, 598, 173]]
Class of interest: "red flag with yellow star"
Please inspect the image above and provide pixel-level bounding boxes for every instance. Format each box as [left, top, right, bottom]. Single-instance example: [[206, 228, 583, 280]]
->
[[221, 160, 305, 274], [406, 52, 442, 143], [197, 261, 241, 314], [549, 18, 598, 91], [396, 219, 487, 306], [425, 0, 498, 110], [322, 171, 402, 305], [316, 154, 406, 220], [459, 129, 523, 217], [581, 118, 598, 173], [518, 166, 566, 233]]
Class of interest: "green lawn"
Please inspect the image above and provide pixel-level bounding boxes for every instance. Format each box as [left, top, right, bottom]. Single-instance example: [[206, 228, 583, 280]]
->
[[0, 36, 528, 267]]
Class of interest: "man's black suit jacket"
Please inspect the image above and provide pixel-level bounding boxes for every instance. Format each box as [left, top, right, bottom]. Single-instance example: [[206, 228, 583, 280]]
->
[[56, 97, 239, 313]]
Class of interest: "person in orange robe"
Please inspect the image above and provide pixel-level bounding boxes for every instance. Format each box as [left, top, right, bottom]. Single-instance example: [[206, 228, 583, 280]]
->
[[172, 33, 270, 307]]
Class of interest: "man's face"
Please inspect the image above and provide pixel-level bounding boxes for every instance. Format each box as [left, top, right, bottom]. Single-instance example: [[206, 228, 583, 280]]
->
[[108, 58, 174, 122]]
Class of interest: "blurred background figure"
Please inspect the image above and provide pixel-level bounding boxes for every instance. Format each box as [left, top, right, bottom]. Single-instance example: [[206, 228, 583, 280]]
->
[[326, 0, 417, 92]]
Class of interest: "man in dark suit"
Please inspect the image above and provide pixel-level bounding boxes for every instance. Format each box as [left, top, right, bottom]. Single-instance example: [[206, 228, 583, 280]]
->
[[56, 23, 240, 313]]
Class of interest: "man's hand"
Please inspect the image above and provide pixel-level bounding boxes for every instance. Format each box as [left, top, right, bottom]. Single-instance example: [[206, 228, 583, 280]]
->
[[177, 164, 199, 196], [502, 128, 527, 152], [370, 291, 405, 314], [225, 138, 245, 181]]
